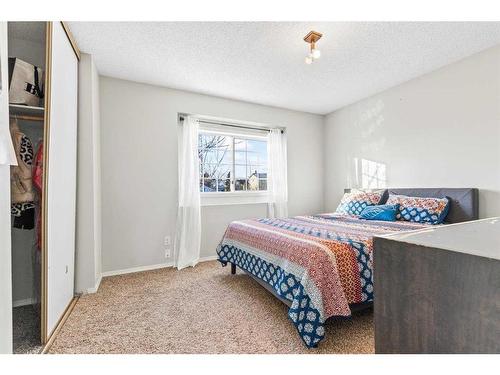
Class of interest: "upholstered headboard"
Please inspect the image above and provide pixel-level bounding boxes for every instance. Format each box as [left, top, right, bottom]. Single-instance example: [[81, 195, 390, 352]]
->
[[343, 188, 479, 223]]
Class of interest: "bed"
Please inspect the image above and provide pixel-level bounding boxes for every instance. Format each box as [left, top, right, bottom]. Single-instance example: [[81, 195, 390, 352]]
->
[[216, 188, 479, 348]]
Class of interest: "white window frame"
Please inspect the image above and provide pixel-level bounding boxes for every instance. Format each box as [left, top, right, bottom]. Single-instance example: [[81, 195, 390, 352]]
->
[[197, 121, 270, 206]]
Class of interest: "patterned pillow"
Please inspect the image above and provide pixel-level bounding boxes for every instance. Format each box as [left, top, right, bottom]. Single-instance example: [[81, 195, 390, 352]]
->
[[335, 191, 384, 216], [386, 194, 450, 224], [359, 204, 399, 221]]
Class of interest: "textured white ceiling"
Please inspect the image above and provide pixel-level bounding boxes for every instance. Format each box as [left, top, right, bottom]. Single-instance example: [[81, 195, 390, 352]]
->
[[68, 22, 500, 114]]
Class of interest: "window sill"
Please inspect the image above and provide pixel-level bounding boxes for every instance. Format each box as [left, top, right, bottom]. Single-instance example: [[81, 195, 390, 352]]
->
[[200, 192, 269, 207]]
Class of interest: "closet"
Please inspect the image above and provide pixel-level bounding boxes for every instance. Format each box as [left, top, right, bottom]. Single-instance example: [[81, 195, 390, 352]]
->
[[6, 21, 79, 353]]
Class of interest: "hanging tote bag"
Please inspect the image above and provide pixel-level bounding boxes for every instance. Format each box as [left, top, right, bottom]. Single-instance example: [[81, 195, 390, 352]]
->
[[8, 57, 44, 106]]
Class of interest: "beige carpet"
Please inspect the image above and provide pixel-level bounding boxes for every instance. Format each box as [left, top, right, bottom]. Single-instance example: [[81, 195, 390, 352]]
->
[[49, 261, 374, 354]]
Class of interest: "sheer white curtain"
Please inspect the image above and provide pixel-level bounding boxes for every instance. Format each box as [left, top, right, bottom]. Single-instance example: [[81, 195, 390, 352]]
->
[[267, 128, 288, 218], [174, 116, 201, 270]]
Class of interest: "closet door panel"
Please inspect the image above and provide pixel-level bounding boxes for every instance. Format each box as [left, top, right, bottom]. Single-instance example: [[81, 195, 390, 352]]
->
[[46, 22, 78, 336]]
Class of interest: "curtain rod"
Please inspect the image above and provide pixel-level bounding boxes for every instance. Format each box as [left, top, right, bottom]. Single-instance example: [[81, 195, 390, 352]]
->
[[179, 115, 284, 134]]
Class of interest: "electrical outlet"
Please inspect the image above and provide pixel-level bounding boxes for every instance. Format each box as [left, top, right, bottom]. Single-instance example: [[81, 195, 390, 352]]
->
[[164, 236, 171, 246], [165, 248, 171, 258]]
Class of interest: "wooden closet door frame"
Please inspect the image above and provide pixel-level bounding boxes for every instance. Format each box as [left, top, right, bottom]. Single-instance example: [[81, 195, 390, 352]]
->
[[41, 21, 80, 345]]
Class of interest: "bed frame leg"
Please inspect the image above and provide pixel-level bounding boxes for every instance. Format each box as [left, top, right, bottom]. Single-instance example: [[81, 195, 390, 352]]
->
[[231, 263, 236, 275]]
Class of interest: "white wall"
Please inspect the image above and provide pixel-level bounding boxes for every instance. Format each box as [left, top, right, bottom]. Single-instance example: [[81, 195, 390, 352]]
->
[[75, 53, 102, 293], [324, 44, 500, 219], [99, 76, 324, 273], [0, 21, 13, 354]]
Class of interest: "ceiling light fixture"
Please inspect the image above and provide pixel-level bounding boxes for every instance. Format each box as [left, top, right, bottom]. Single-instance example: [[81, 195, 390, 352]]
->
[[303, 30, 322, 65]]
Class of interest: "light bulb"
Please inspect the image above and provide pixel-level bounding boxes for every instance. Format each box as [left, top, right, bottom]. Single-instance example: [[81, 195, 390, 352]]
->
[[305, 56, 313, 64], [311, 48, 321, 59]]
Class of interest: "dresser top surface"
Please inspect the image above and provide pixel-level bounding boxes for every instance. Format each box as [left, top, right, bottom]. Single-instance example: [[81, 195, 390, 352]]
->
[[379, 217, 500, 260]]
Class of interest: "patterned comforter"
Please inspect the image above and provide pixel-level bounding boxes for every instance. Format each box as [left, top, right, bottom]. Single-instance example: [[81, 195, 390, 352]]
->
[[216, 214, 429, 348]]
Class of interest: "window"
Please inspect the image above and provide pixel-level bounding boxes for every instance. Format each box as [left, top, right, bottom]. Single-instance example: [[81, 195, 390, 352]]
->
[[198, 132, 268, 194]]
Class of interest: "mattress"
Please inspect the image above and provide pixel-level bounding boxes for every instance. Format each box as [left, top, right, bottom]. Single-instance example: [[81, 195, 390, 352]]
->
[[216, 213, 430, 348]]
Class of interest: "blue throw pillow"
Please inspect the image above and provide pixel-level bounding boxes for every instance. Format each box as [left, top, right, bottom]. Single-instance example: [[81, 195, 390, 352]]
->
[[359, 204, 399, 221]]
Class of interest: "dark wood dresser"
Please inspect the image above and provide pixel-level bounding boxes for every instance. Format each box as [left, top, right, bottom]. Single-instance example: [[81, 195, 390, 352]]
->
[[373, 218, 500, 353]]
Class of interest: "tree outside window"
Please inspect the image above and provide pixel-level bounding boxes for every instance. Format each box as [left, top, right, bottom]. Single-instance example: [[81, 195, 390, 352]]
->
[[198, 133, 268, 193]]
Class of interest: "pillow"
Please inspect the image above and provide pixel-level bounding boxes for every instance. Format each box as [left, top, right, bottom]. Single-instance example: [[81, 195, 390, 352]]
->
[[385, 194, 450, 224], [359, 204, 399, 222], [335, 190, 384, 216]]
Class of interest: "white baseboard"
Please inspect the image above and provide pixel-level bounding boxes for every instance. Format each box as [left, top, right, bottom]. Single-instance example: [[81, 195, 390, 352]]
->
[[86, 274, 103, 294], [199, 255, 218, 262], [13, 298, 38, 308], [101, 262, 173, 277], [101, 255, 219, 278]]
